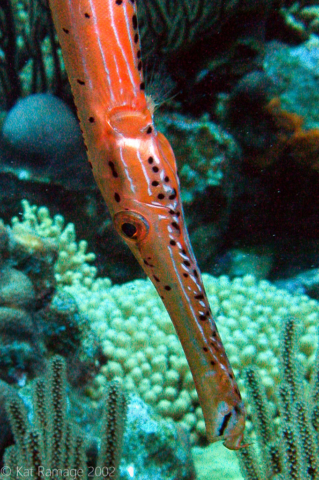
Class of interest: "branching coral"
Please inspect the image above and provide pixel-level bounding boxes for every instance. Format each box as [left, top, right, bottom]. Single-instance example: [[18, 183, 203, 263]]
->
[[280, 2, 319, 39], [0, 0, 64, 108], [237, 316, 319, 480], [138, 0, 273, 59], [11, 200, 97, 287], [0, 203, 101, 387], [3, 356, 127, 480]]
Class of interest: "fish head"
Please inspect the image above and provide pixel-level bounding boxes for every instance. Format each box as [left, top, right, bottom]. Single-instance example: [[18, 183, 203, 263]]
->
[[213, 400, 246, 450]]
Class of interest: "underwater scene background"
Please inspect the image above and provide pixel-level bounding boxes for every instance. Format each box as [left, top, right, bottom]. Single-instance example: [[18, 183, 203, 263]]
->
[[1, 0, 319, 478]]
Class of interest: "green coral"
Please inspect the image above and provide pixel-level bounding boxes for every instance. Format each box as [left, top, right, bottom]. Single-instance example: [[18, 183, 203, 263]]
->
[[237, 316, 319, 479], [2, 356, 127, 480], [156, 113, 240, 203]]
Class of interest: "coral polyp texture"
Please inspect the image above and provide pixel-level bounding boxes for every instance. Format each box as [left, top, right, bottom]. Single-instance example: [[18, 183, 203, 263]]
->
[[155, 112, 240, 203], [8, 202, 319, 443], [11, 200, 97, 287], [64, 272, 319, 443], [0, 202, 101, 387]]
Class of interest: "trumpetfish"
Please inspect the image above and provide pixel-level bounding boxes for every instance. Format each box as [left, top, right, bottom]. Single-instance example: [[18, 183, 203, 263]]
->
[[48, 0, 245, 449]]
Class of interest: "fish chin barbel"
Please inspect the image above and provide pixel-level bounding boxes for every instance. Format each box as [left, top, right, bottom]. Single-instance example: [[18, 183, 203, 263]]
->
[[48, 0, 245, 449]]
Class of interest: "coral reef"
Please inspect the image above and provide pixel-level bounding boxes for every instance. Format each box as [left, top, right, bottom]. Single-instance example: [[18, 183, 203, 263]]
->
[[193, 442, 242, 480], [0, 203, 101, 387], [0, 0, 66, 109], [156, 112, 240, 203], [11, 200, 98, 288], [121, 395, 195, 480], [64, 271, 319, 443], [0, 380, 18, 466], [1, 356, 195, 480], [138, 0, 271, 57], [280, 2, 319, 40], [264, 36, 319, 131], [275, 268, 319, 299], [237, 316, 319, 479], [3, 356, 127, 480], [0, 94, 92, 190], [0, 0, 296, 115]]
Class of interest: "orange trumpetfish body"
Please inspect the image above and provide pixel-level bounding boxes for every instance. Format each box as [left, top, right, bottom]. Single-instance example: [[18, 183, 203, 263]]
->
[[49, 0, 245, 448]]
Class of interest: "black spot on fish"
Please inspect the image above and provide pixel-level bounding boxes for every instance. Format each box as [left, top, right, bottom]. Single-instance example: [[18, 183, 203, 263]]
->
[[114, 193, 121, 202], [108, 161, 118, 178], [211, 360, 216, 366], [169, 189, 177, 200], [195, 294, 204, 300], [132, 14, 138, 30], [203, 347, 208, 352], [164, 285, 171, 291], [235, 388, 240, 397], [144, 260, 149, 265], [130, 0, 135, 3], [169, 210, 175, 215], [183, 273, 188, 278], [218, 412, 232, 437], [199, 314, 207, 321], [148, 156, 154, 164], [137, 50, 141, 59], [146, 126, 152, 134], [164, 176, 169, 182], [84, 144, 88, 152], [158, 193, 165, 199], [183, 260, 191, 267], [77, 79, 85, 85], [140, 82, 145, 90], [62, 28, 69, 34], [115, 0, 122, 4], [154, 275, 160, 282], [170, 240, 176, 246], [229, 373, 234, 380], [171, 222, 180, 232], [152, 166, 159, 172], [134, 33, 139, 44], [138, 61, 142, 71], [84, 13, 90, 18], [212, 331, 217, 337], [181, 249, 187, 254], [152, 181, 159, 187], [193, 269, 199, 278], [89, 117, 95, 123], [88, 161, 93, 169]]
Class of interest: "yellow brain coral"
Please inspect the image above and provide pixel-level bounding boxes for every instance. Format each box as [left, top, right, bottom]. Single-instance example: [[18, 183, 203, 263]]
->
[[63, 272, 319, 443]]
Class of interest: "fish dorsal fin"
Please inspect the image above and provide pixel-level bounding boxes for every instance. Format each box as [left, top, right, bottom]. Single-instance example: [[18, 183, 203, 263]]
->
[[156, 131, 177, 173]]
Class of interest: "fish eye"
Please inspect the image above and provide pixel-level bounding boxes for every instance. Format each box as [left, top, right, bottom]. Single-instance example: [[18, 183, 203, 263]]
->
[[121, 222, 137, 238], [114, 211, 149, 242]]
